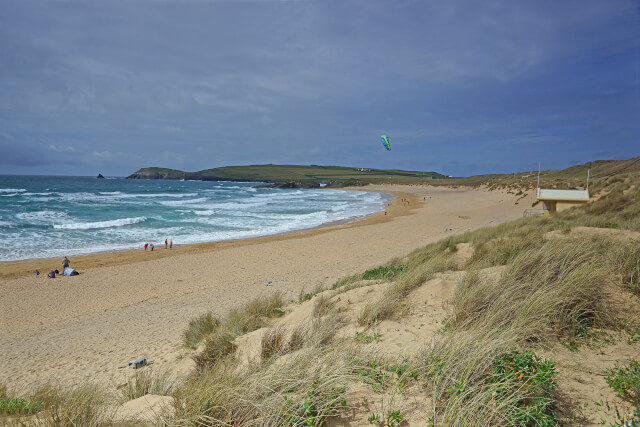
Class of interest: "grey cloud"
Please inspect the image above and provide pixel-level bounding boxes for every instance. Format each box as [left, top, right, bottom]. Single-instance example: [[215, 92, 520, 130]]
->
[[0, 0, 638, 176]]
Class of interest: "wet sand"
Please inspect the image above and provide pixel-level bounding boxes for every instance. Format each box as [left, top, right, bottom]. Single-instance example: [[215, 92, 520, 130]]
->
[[0, 185, 534, 390]]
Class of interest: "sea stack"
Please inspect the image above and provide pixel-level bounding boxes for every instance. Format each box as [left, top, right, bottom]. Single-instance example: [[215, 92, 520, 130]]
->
[[97, 173, 105, 179]]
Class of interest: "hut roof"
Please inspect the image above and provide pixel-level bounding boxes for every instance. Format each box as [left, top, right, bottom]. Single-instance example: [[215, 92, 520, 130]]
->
[[537, 188, 590, 201]]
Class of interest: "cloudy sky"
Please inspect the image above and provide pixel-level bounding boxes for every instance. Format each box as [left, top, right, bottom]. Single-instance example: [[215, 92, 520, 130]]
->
[[1, 0, 639, 177]]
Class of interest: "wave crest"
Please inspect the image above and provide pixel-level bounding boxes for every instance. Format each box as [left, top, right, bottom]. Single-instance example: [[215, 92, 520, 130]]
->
[[53, 217, 147, 230]]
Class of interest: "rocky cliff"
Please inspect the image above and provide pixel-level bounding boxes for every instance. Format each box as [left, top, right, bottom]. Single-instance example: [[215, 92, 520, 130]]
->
[[127, 168, 187, 180]]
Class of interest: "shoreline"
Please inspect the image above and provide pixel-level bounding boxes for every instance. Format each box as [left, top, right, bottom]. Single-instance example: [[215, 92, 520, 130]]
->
[[0, 188, 407, 280], [0, 187, 412, 280], [0, 181, 397, 270], [1, 184, 534, 390]]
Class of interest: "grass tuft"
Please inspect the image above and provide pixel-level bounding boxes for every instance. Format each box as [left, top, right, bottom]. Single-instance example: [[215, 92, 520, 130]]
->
[[362, 265, 406, 281], [0, 397, 43, 416], [358, 249, 456, 327], [120, 368, 175, 402], [183, 311, 219, 349], [261, 328, 286, 360], [194, 292, 284, 369], [611, 245, 640, 296]]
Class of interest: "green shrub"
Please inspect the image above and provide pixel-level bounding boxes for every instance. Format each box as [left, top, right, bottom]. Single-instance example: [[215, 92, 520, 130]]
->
[[486, 350, 558, 426], [362, 265, 405, 280], [605, 359, 640, 405], [280, 380, 347, 426], [0, 397, 43, 415]]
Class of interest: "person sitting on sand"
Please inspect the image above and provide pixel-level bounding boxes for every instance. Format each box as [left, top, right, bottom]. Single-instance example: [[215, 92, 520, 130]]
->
[[62, 256, 70, 269], [47, 269, 56, 278]]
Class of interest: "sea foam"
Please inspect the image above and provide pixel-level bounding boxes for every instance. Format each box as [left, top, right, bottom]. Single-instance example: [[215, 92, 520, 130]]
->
[[0, 176, 387, 261], [53, 216, 147, 230]]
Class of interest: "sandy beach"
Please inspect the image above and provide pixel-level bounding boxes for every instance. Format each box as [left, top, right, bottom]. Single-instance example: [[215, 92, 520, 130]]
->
[[0, 185, 533, 391]]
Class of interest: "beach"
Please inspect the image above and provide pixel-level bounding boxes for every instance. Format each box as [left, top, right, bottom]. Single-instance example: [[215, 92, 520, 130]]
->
[[0, 185, 534, 391]]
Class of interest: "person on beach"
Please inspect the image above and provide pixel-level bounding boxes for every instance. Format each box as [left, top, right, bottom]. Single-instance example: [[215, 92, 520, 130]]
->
[[170, 240, 172, 249], [150, 243, 154, 251], [62, 256, 70, 269], [144, 243, 148, 251], [165, 239, 168, 249], [47, 269, 55, 278]]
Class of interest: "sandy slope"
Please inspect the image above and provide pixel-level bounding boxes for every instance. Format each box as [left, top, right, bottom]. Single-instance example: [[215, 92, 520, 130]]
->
[[0, 185, 533, 390]]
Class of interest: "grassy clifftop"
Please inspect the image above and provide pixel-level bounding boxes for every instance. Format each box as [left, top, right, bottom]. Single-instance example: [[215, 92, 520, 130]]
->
[[127, 164, 447, 186], [126, 167, 187, 180]]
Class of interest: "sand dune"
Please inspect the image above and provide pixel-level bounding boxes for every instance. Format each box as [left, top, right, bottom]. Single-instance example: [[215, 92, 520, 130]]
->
[[0, 185, 534, 391]]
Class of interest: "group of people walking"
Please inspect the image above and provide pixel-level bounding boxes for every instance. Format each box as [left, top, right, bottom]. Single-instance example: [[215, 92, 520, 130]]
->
[[144, 239, 172, 251]]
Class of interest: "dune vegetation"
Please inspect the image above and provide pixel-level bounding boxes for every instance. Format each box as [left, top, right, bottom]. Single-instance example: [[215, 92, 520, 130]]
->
[[3, 164, 640, 426]]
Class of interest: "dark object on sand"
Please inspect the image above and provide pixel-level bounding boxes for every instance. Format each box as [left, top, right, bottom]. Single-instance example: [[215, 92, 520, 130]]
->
[[63, 267, 79, 276], [97, 173, 105, 179], [118, 357, 151, 369], [130, 357, 148, 369], [47, 270, 55, 278], [35, 270, 39, 276]]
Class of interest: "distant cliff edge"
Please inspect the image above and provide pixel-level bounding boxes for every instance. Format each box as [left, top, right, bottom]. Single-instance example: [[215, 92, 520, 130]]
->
[[127, 167, 263, 182], [127, 165, 447, 187], [127, 167, 188, 180]]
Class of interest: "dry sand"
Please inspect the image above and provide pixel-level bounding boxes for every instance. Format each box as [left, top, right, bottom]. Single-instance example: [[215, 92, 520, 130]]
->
[[0, 185, 534, 391]]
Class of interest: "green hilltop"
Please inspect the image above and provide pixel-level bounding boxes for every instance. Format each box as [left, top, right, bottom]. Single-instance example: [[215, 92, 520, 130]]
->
[[127, 164, 448, 186]]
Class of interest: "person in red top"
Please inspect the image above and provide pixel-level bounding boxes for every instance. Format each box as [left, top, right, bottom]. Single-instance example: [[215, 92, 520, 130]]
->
[[144, 243, 148, 251], [165, 239, 168, 249]]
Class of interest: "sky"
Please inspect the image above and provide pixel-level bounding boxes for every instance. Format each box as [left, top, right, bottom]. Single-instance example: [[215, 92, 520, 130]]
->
[[1, 0, 639, 177]]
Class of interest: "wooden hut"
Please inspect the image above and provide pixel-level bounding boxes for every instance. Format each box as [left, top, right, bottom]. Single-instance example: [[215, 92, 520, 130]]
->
[[536, 188, 589, 213]]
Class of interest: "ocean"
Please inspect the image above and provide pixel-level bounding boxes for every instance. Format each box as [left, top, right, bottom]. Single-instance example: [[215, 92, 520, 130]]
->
[[0, 175, 389, 262]]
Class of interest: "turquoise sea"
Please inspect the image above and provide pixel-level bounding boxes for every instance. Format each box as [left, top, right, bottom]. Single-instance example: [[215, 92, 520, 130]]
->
[[0, 175, 389, 262]]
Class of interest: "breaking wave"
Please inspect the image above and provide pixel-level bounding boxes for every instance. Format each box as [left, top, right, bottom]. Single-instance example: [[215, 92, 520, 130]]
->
[[53, 217, 147, 230]]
